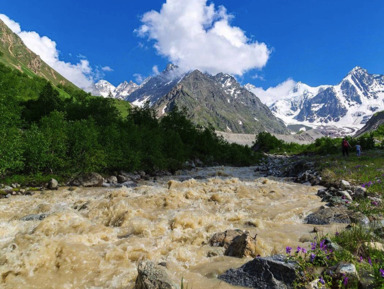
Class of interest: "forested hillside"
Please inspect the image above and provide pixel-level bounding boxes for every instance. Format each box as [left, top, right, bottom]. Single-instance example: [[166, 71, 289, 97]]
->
[[0, 62, 257, 180]]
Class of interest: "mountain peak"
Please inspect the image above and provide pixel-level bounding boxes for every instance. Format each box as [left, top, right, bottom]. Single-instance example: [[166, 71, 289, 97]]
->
[[165, 63, 178, 72], [349, 66, 367, 75]]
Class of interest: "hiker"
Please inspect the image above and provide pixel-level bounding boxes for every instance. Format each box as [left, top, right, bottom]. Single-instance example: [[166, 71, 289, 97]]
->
[[356, 143, 362, 157], [341, 138, 351, 157]]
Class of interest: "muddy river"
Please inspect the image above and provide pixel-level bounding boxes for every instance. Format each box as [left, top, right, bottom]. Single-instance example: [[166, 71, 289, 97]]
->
[[0, 166, 342, 289]]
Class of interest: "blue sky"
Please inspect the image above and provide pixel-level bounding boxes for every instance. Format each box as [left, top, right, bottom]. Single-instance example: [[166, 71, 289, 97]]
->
[[1, 0, 384, 98]]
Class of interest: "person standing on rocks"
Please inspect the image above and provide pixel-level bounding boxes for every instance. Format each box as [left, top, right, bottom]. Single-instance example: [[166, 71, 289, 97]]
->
[[356, 143, 362, 157], [341, 138, 351, 157]]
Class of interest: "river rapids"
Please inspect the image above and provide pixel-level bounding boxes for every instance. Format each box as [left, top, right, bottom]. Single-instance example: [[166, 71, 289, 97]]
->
[[0, 166, 342, 289]]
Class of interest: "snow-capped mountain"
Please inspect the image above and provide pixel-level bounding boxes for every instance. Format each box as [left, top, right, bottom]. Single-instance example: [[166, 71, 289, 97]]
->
[[247, 67, 384, 134], [125, 64, 186, 106], [132, 67, 288, 134], [115, 81, 139, 100], [94, 80, 116, 97], [94, 80, 139, 99]]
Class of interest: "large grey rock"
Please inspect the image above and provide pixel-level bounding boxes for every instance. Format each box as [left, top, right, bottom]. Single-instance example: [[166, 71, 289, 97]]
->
[[134, 261, 177, 289], [106, 176, 118, 184], [48, 178, 59, 190], [219, 255, 297, 289], [117, 174, 130, 183], [306, 207, 350, 225], [70, 173, 104, 187], [307, 207, 369, 226]]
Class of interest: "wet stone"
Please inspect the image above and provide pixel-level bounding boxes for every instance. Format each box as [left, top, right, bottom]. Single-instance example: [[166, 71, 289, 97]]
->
[[20, 213, 48, 221], [219, 255, 297, 289], [134, 260, 177, 289]]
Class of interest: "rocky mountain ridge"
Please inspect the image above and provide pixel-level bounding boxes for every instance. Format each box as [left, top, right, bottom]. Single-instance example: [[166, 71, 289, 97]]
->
[[0, 18, 74, 88], [246, 67, 384, 135], [95, 64, 288, 134]]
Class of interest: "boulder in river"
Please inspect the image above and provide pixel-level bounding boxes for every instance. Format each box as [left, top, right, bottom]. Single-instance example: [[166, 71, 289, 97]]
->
[[219, 254, 297, 289], [70, 173, 104, 187], [48, 178, 59, 190], [224, 232, 258, 258], [210, 229, 244, 248], [306, 207, 369, 226], [134, 260, 177, 289]]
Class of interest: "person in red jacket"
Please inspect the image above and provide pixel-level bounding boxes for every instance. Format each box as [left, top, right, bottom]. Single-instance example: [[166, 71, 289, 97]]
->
[[341, 138, 351, 156]]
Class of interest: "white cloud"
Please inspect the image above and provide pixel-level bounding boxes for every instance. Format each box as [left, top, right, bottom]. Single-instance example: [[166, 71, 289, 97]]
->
[[137, 0, 270, 76], [0, 14, 99, 91], [152, 65, 160, 75], [102, 66, 114, 72], [133, 73, 145, 84], [247, 79, 297, 105]]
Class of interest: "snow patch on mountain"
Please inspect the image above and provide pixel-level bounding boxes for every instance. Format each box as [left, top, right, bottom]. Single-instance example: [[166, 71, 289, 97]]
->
[[246, 67, 384, 134], [94, 80, 139, 100]]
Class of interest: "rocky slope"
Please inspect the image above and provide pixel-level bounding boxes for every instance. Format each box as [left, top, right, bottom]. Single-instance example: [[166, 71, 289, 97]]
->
[[247, 67, 384, 135], [152, 69, 288, 134], [354, 110, 384, 137], [0, 19, 74, 88]]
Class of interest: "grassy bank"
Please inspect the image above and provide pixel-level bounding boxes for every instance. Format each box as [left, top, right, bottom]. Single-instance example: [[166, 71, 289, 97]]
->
[[286, 150, 384, 288]]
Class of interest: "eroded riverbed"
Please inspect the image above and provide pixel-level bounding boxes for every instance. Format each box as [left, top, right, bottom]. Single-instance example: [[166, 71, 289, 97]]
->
[[0, 167, 342, 288]]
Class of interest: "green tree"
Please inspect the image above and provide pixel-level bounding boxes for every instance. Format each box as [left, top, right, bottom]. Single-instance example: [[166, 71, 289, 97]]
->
[[39, 111, 68, 173], [67, 118, 106, 173], [0, 95, 24, 176]]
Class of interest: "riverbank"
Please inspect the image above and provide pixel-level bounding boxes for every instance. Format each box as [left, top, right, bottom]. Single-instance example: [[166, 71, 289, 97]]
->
[[1, 151, 383, 288], [0, 165, 340, 289]]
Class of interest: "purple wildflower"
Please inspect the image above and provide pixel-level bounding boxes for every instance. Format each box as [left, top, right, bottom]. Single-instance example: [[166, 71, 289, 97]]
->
[[301, 248, 307, 254], [380, 268, 384, 278], [320, 239, 327, 250], [310, 253, 316, 262], [311, 242, 317, 250], [319, 277, 325, 284], [358, 256, 363, 263], [335, 231, 340, 236], [296, 246, 301, 254], [343, 276, 348, 286], [286, 246, 292, 254], [369, 257, 372, 266], [372, 201, 378, 206]]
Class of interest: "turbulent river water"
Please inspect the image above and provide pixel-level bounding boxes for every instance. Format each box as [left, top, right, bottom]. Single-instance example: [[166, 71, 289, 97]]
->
[[0, 166, 343, 289]]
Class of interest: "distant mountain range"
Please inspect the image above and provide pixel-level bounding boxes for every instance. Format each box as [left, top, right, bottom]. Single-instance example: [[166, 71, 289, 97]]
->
[[94, 65, 384, 135], [95, 64, 288, 134], [246, 67, 384, 134], [0, 19, 74, 88]]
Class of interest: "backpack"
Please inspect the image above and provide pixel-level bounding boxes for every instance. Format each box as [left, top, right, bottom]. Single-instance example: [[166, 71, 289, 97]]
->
[[342, 140, 349, 148]]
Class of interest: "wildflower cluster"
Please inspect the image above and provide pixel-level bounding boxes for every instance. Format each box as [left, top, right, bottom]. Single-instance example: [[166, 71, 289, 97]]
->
[[286, 237, 337, 288]]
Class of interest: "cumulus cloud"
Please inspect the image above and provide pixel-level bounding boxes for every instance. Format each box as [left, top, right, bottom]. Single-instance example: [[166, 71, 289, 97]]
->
[[0, 14, 99, 91], [247, 79, 297, 105], [102, 66, 114, 72], [137, 0, 270, 76]]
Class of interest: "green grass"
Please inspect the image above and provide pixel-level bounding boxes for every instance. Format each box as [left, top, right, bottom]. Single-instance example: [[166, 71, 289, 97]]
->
[[284, 149, 384, 288]]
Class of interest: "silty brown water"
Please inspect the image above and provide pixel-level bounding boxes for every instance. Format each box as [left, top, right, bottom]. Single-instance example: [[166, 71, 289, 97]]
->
[[0, 166, 343, 289]]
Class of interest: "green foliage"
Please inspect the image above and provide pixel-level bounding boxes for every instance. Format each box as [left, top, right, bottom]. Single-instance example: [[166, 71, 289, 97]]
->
[[67, 118, 106, 173], [287, 233, 384, 289], [0, 95, 24, 176], [254, 132, 284, 152], [0, 68, 259, 179]]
